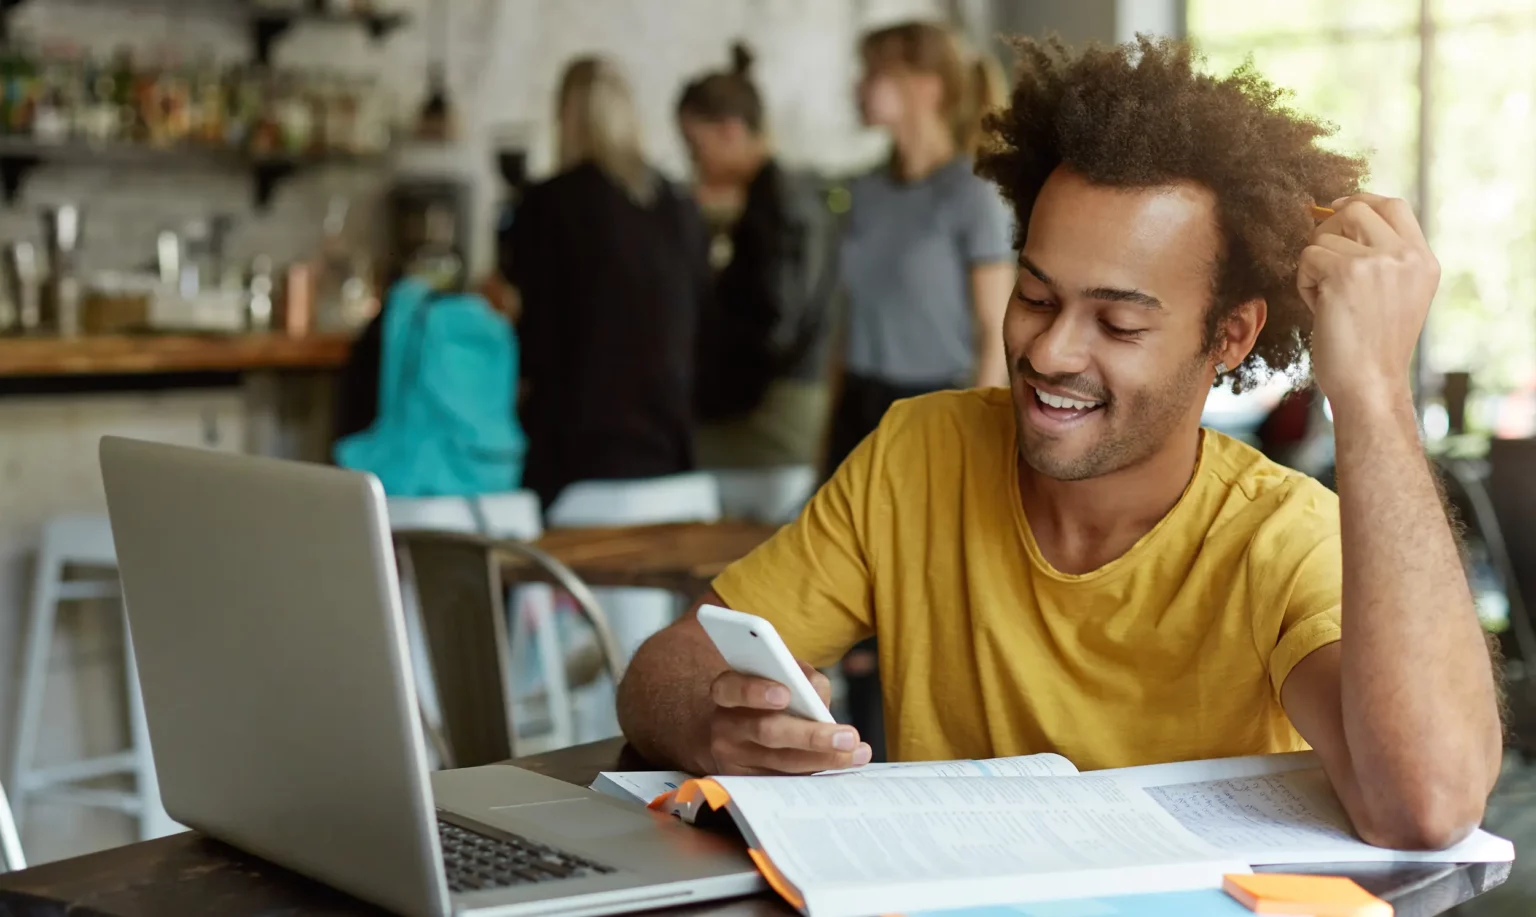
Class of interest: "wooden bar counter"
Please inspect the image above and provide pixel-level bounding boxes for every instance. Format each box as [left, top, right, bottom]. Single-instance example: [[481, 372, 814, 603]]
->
[[0, 332, 354, 378]]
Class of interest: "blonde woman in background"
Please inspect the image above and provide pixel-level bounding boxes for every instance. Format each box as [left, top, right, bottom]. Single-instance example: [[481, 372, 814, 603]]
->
[[506, 56, 712, 512], [828, 22, 1015, 761]]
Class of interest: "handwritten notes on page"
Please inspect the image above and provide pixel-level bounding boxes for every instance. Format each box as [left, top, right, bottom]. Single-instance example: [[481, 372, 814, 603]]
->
[[1144, 768, 1514, 865]]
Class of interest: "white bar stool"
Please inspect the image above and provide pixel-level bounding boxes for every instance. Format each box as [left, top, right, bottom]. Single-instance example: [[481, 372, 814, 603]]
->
[[709, 464, 819, 524], [0, 779, 24, 873], [546, 472, 723, 742], [7, 513, 178, 842]]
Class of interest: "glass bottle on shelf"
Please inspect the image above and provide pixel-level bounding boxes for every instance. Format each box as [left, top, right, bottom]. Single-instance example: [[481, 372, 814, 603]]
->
[[31, 47, 71, 144], [191, 51, 224, 147], [61, 48, 89, 142], [275, 72, 313, 156], [85, 51, 120, 143], [9, 40, 39, 136], [329, 74, 360, 155], [0, 44, 18, 135], [132, 49, 159, 145], [351, 75, 390, 154], [70, 50, 93, 140], [141, 51, 170, 146], [305, 70, 328, 155], [248, 69, 281, 156], [110, 45, 135, 142], [223, 64, 257, 151], [158, 52, 192, 146]]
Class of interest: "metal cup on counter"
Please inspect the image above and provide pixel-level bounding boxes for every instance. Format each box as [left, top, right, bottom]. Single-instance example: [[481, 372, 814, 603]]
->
[[1, 241, 42, 335], [42, 204, 84, 338]]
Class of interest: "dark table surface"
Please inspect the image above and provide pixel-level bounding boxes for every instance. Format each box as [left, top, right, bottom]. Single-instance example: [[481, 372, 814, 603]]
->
[[0, 739, 1511, 917]]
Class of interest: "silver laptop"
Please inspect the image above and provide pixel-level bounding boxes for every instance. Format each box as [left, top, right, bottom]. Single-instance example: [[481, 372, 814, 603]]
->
[[98, 436, 760, 917]]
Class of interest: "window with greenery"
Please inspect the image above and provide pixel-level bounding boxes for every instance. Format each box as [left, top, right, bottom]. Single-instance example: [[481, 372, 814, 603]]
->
[[1187, 0, 1536, 437]]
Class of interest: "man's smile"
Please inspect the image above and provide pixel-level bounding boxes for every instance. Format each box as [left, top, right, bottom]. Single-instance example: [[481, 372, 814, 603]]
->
[[1024, 379, 1106, 431]]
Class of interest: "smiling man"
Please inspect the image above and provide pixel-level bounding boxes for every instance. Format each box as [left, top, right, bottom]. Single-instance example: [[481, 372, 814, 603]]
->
[[616, 37, 1502, 849]]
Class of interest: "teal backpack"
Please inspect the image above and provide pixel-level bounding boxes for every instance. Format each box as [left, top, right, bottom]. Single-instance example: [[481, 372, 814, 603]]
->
[[334, 278, 526, 497]]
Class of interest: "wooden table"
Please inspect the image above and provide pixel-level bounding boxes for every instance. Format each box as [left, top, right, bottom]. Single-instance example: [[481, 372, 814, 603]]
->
[[0, 333, 353, 378], [0, 739, 1511, 917], [510, 522, 782, 596]]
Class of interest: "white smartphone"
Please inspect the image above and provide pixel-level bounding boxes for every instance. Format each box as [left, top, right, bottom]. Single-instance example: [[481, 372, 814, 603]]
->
[[697, 604, 836, 724]]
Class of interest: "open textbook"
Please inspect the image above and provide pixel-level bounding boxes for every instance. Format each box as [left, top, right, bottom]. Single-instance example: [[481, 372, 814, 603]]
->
[[597, 750, 1513, 866], [670, 772, 1252, 917]]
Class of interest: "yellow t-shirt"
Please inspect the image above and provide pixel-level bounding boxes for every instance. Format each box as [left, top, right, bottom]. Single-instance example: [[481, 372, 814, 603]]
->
[[712, 388, 1343, 770]]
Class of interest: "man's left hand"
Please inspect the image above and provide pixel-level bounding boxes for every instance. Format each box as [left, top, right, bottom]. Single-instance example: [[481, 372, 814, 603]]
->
[[1297, 193, 1440, 410]]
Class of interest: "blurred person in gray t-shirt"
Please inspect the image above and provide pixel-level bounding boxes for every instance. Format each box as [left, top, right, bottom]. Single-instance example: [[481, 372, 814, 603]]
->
[[827, 20, 1015, 478], [826, 20, 1016, 762]]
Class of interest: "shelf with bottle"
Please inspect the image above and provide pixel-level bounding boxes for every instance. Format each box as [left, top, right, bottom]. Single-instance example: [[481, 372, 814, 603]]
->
[[0, 42, 394, 207], [0, 2, 411, 61]]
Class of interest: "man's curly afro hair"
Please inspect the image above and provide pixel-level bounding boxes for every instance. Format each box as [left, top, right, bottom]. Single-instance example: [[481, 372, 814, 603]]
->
[[975, 35, 1367, 392]]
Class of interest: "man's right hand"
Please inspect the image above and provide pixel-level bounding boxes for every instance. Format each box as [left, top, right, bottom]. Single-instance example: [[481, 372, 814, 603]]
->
[[706, 661, 873, 775]]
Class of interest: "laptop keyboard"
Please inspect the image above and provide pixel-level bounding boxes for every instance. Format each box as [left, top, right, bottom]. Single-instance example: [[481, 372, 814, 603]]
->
[[438, 818, 618, 893]]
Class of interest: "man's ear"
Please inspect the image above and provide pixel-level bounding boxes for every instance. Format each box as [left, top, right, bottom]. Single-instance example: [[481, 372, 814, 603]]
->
[[1214, 298, 1267, 372]]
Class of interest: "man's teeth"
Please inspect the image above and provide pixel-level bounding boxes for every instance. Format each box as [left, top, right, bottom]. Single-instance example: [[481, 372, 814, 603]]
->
[[1036, 390, 1101, 411]]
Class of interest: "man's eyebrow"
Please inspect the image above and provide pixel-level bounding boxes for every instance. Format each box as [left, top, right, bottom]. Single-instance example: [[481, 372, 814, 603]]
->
[[1019, 255, 1164, 310], [1083, 286, 1164, 310], [1018, 255, 1054, 286]]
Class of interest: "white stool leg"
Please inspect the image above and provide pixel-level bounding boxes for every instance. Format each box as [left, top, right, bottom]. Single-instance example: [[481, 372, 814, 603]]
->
[[600, 587, 676, 663], [395, 548, 446, 770], [8, 544, 62, 829], [507, 585, 533, 744], [0, 780, 24, 873], [123, 627, 176, 839], [526, 585, 574, 751], [571, 586, 673, 742]]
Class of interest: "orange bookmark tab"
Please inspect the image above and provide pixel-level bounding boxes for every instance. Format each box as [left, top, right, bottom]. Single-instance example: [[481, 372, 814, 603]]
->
[[748, 848, 805, 911], [1224, 874, 1392, 917], [694, 778, 732, 810]]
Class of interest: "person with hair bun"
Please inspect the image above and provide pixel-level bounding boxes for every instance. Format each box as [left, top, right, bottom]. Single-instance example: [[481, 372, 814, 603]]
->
[[679, 43, 841, 470]]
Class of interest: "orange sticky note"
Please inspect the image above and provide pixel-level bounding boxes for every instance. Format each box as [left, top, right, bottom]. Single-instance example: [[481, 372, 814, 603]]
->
[[1224, 874, 1392, 917]]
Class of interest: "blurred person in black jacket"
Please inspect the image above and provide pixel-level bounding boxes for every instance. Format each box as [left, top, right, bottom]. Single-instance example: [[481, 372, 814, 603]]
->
[[505, 56, 712, 512], [679, 44, 841, 470]]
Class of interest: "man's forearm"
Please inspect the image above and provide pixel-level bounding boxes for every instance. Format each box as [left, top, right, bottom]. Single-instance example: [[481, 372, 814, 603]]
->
[[973, 333, 1008, 388], [970, 262, 1014, 389], [1332, 387, 1502, 844], [615, 608, 727, 774]]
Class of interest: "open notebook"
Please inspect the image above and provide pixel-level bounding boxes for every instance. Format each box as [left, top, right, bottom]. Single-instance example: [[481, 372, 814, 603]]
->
[[593, 751, 1513, 917]]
